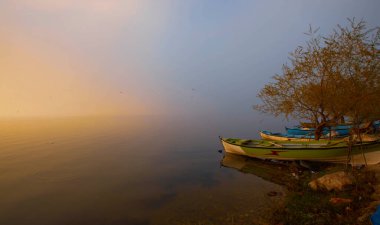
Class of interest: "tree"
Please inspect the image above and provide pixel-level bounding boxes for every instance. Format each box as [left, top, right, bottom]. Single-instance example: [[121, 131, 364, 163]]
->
[[255, 19, 380, 139], [325, 19, 380, 128]]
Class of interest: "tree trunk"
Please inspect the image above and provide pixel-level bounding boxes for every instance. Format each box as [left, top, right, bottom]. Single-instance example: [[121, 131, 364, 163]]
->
[[314, 122, 326, 140]]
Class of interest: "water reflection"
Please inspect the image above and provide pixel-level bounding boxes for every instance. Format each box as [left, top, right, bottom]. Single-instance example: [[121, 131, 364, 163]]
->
[[221, 153, 295, 187], [0, 116, 284, 225]]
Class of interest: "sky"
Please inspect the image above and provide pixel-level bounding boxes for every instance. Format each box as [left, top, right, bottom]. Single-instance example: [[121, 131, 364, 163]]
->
[[1, 0, 380, 119]]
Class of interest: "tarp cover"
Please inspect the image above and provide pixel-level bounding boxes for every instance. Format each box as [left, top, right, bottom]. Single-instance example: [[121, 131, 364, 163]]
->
[[371, 205, 380, 225]]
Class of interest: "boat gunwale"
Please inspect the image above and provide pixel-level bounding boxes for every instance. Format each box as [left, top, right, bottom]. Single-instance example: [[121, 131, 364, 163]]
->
[[285, 126, 351, 131], [259, 130, 346, 141], [221, 138, 380, 151]]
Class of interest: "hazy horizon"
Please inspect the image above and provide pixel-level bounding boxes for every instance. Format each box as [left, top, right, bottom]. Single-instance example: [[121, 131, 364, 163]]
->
[[1, 0, 380, 120]]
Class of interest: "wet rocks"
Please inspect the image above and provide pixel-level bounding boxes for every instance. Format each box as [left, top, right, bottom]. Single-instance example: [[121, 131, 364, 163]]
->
[[308, 171, 353, 191], [267, 191, 283, 197], [329, 197, 352, 204]]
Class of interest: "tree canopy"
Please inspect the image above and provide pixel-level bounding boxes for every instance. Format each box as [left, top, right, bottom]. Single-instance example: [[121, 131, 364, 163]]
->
[[255, 19, 380, 139]]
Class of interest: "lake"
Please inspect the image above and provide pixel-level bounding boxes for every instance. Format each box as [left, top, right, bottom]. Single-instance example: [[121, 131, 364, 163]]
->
[[0, 116, 284, 225]]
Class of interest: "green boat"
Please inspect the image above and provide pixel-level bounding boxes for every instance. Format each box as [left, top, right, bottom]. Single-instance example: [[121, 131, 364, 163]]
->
[[220, 137, 380, 165]]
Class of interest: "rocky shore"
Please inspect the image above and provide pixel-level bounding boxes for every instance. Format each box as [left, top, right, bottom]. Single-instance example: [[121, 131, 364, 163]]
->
[[357, 164, 380, 223], [221, 153, 380, 224], [269, 163, 378, 225]]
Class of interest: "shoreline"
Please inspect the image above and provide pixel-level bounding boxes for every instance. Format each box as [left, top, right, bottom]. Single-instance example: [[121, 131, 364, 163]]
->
[[358, 164, 380, 222], [221, 153, 379, 224], [270, 163, 378, 225]]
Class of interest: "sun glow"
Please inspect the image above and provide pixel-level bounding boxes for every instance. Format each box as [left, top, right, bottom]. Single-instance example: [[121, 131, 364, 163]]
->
[[0, 0, 167, 118], [0, 37, 149, 118]]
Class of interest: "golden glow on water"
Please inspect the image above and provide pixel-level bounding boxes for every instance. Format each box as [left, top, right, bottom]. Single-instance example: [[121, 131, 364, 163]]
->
[[0, 117, 283, 224]]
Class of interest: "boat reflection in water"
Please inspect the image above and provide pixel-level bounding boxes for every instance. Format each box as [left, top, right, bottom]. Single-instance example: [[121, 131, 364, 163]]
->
[[220, 153, 297, 187]]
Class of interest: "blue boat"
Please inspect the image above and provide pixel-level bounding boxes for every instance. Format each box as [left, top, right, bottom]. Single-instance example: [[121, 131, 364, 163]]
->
[[285, 125, 350, 136], [286, 121, 380, 136], [260, 130, 342, 142]]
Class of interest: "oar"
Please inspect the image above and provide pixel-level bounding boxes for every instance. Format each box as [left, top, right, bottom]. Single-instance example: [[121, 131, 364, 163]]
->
[[324, 140, 346, 147], [268, 141, 284, 147]]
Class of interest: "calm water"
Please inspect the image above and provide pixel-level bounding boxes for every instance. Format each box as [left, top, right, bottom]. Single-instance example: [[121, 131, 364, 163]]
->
[[0, 116, 283, 225]]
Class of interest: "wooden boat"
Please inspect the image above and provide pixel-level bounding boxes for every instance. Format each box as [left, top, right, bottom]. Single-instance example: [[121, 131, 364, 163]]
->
[[285, 125, 350, 136], [261, 130, 380, 142], [259, 130, 338, 142], [220, 137, 380, 165], [285, 121, 380, 136]]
